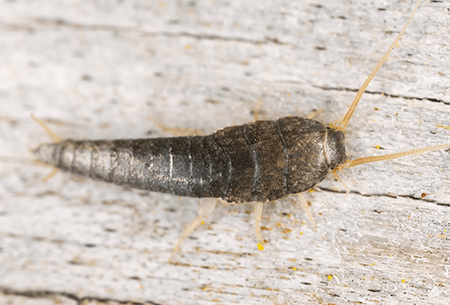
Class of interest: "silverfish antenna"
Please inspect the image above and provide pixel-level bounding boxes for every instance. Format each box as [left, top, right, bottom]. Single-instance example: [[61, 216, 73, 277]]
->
[[334, 0, 422, 132]]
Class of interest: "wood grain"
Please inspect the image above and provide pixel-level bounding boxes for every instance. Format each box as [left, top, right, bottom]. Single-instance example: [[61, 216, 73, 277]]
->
[[1, 0, 449, 304]]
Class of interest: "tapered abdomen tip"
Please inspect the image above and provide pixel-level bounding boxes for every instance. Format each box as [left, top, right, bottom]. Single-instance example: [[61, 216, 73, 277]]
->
[[33, 143, 59, 166]]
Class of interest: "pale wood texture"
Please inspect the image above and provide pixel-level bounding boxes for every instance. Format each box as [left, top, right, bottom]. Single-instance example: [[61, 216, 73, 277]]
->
[[1, 0, 450, 304]]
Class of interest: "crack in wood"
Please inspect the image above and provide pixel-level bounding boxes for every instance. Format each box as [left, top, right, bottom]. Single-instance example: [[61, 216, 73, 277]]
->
[[0, 286, 162, 305], [313, 85, 446, 104], [3, 18, 291, 47], [317, 186, 449, 207]]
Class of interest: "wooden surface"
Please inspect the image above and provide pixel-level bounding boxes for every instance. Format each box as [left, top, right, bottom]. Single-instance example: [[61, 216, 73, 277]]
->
[[1, 0, 450, 304]]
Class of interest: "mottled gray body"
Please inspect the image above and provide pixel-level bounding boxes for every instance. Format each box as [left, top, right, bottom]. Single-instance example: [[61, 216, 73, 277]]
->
[[34, 117, 346, 203]]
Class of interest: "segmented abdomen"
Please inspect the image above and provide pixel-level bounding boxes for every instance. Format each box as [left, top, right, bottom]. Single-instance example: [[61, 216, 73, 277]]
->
[[34, 117, 331, 203]]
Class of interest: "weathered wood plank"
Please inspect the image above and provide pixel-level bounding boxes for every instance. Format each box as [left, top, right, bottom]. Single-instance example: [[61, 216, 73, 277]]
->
[[1, 0, 449, 304]]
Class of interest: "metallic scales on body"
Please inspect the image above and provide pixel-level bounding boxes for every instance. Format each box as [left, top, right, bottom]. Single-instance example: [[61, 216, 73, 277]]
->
[[33, 0, 446, 261], [33, 117, 346, 203]]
